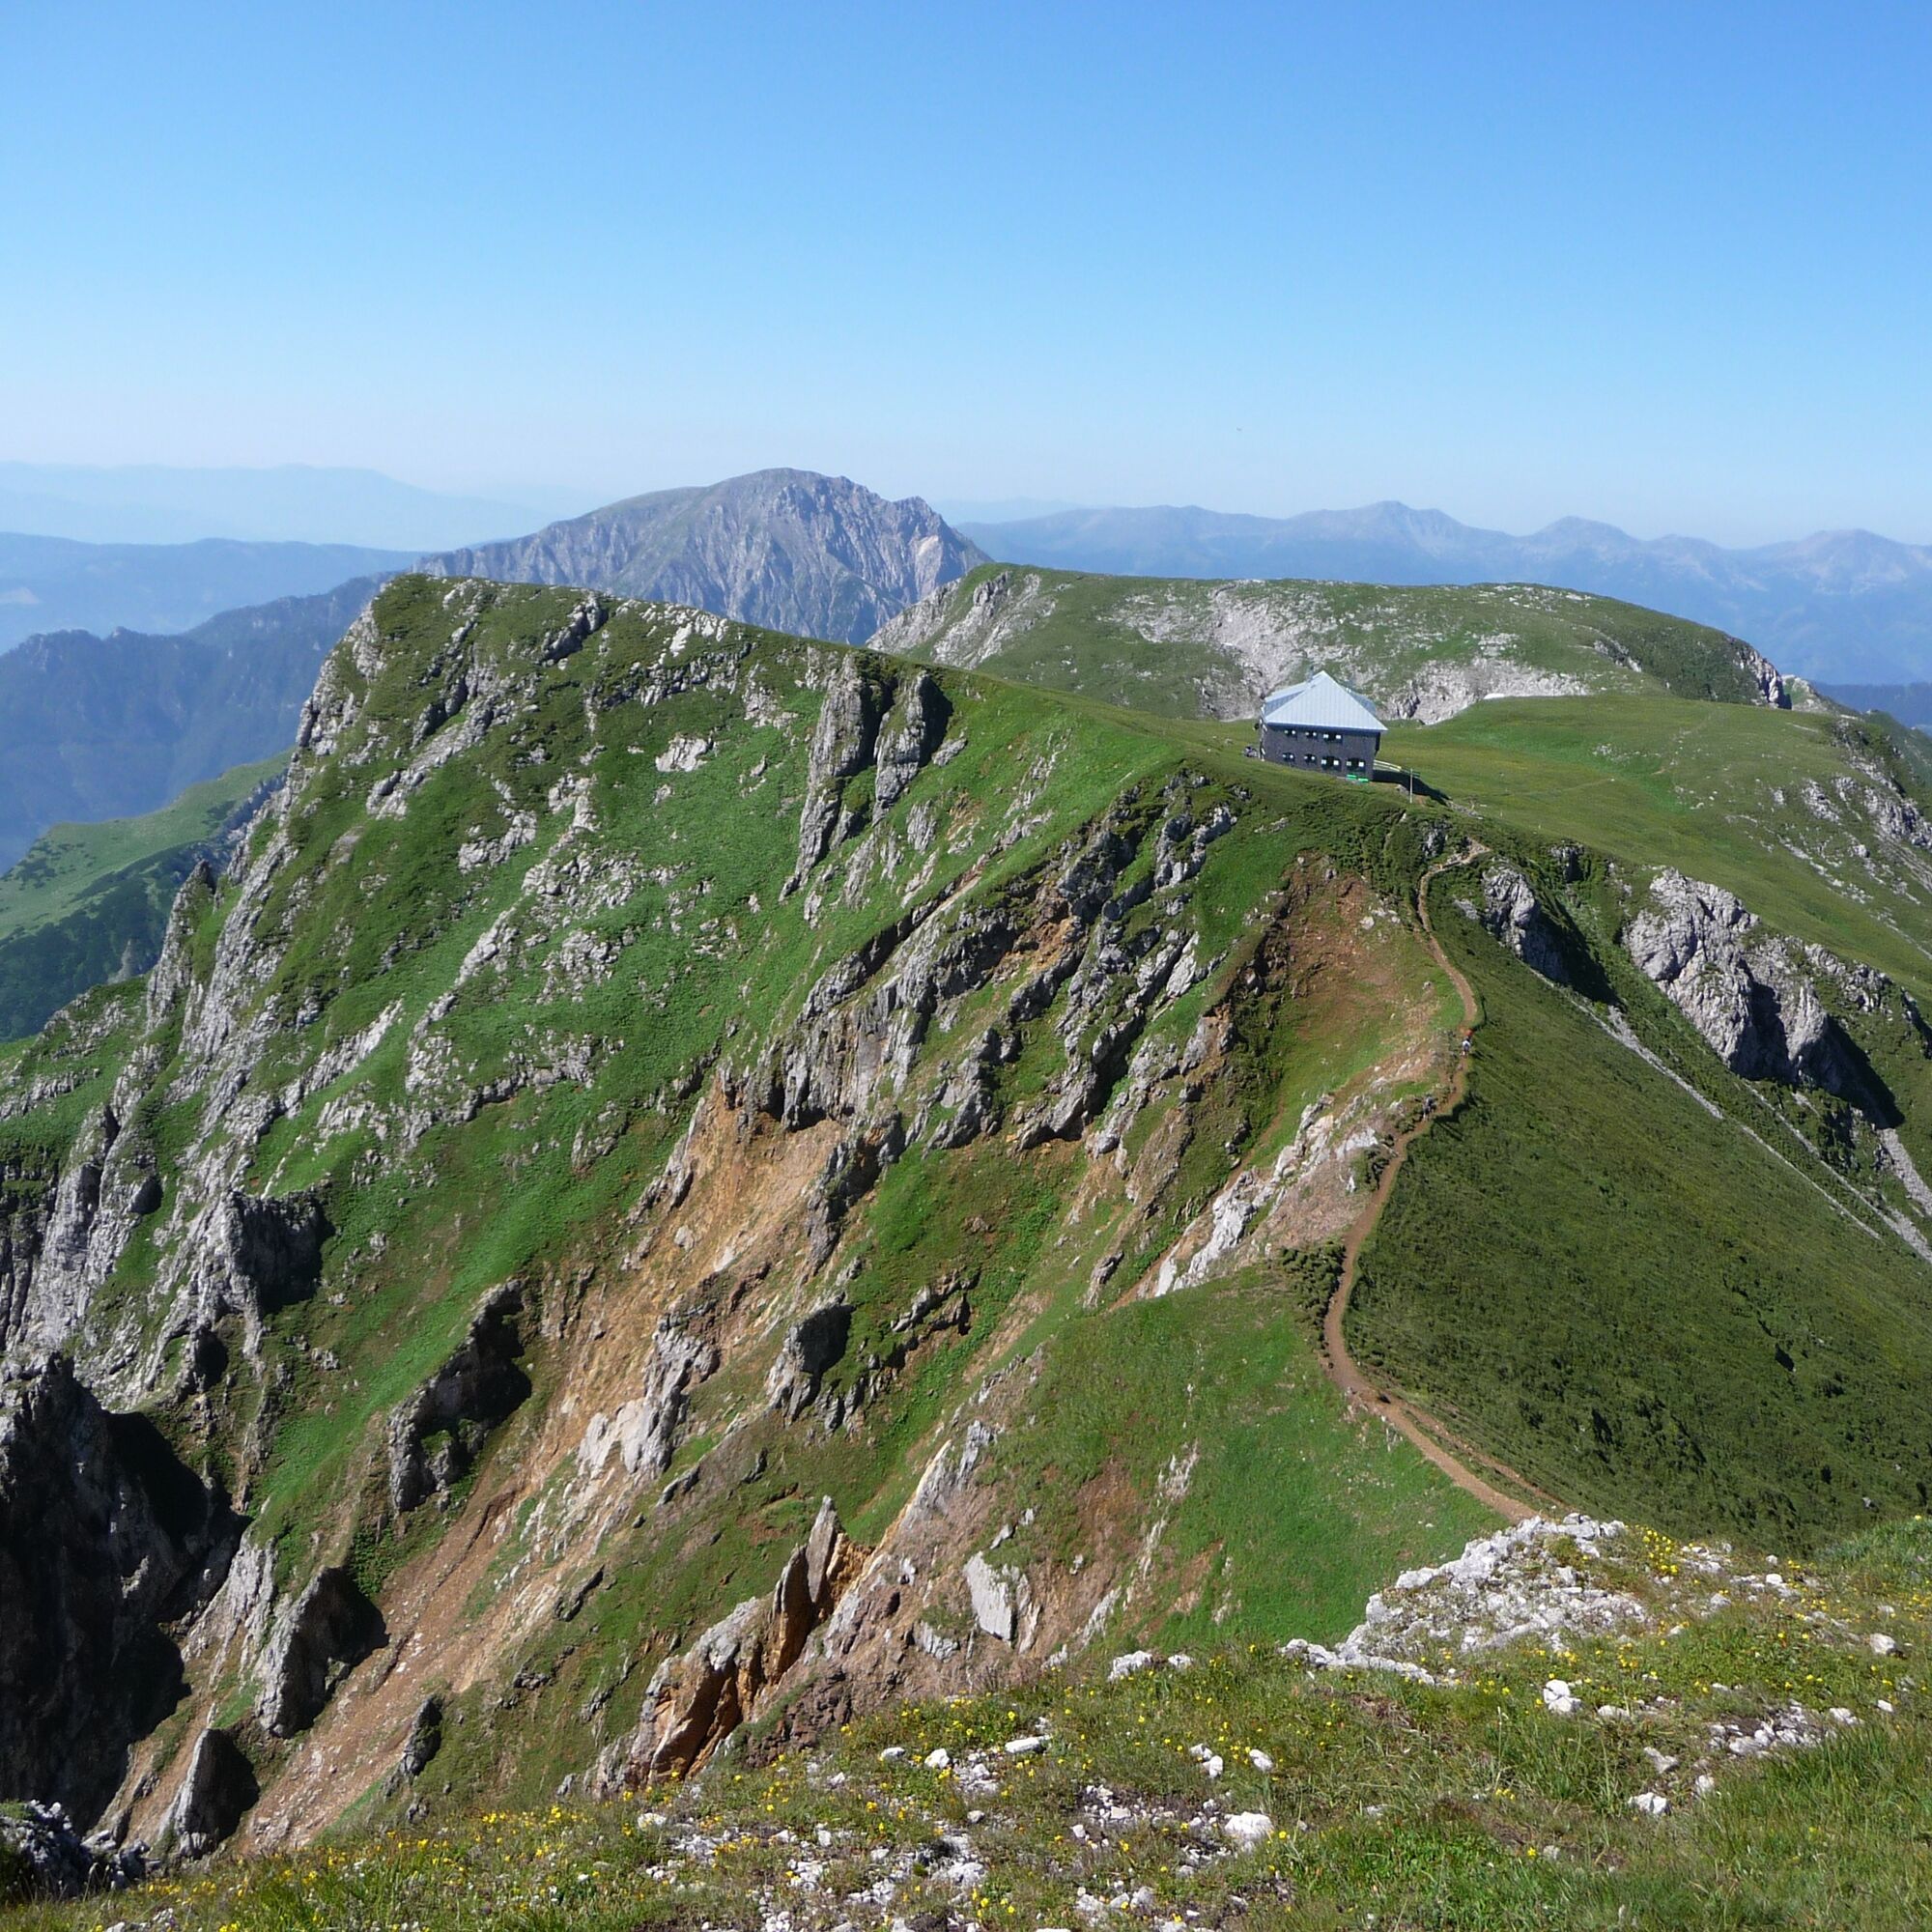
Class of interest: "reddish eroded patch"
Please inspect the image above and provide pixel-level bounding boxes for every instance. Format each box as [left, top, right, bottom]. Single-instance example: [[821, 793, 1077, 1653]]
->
[[228, 1085, 852, 1845], [1108, 866, 1453, 1305]]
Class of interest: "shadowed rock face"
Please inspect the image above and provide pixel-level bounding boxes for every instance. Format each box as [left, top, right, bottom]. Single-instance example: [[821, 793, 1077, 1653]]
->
[[385, 1283, 530, 1514], [162, 1728, 258, 1859], [0, 1357, 238, 1820], [255, 1566, 386, 1738], [426, 469, 988, 647]]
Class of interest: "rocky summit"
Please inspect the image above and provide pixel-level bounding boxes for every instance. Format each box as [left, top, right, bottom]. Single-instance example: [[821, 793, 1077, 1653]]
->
[[424, 469, 988, 646], [4, 573, 1932, 1920]]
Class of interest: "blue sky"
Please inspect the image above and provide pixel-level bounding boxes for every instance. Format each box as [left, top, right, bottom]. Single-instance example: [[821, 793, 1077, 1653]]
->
[[3, 1, 1928, 542]]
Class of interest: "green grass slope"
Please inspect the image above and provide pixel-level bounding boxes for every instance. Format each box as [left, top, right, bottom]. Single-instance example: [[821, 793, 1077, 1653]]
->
[[8, 572, 1932, 1851], [0, 577, 1503, 1841], [0, 755, 283, 1038], [1353, 875, 1932, 1542], [874, 561, 1786, 723]]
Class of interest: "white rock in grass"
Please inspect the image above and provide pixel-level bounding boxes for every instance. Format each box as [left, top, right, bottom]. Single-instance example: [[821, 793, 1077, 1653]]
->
[[1109, 1650, 1156, 1681], [1222, 1811, 1274, 1850], [1867, 1633, 1899, 1657], [1828, 1708, 1857, 1726], [1629, 1791, 1669, 1817], [1694, 1774, 1717, 1797], [923, 1747, 952, 1769], [879, 1746, 906, 1762], [1542, 1678, 1578, 1716], [1249, 1748, 1275, 1773], [1004, 1734, 1046, 1757], [654, 734, 713, 774]]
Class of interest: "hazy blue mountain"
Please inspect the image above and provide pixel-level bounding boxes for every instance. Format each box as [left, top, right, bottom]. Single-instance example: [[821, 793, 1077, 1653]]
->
[[1823, 682, 1932, 728], [427, 468, 989, 644], [0, 462, 584, 550], [960, 502, 1932, 683], [0, 532, 409, 650], [0, 576, 382, 868]]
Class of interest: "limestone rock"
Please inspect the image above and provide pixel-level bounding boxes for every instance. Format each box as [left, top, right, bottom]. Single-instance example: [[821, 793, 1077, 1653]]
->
[[766, 1301, 852, 1420], [400, 1695, 443, 1779], [872, 671, 952, 810], [1626, 871, 1851, 1089], [614, 1498, 862, 1782], [162, 1728, 258, 1859], [425, 469, 985, 648], [577, 1315, 720, 1482], [256, 1565, 384, 1738], [0, 1799, 145, 1899], [1468, 864, 1570, 982]]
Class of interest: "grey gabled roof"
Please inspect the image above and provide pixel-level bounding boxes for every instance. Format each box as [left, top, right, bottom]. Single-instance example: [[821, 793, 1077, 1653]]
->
[[1260, 669, 1385, 733]]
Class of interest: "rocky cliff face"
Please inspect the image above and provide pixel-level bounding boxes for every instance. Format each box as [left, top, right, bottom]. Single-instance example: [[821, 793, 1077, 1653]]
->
[[0, 1356, 238, 1821], [425, 469, 987, 647]]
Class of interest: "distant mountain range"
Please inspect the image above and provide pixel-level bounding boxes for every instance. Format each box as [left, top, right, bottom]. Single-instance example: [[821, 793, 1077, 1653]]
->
[[0, 532, 410, 651], [0, 577, 382, 870], [0, 463, 582, 550], [0, 753, 285, 1039], [958, 502, 1932, 683], [427, 469, 988, 645], [1821, 682, 1932, 729]]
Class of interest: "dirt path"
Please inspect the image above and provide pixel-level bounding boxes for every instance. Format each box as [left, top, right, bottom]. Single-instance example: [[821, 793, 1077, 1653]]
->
[[1320, 845, 1560, 1524]]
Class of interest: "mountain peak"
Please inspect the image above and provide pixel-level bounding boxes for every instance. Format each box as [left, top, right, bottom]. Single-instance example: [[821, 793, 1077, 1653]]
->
[[425, 469, 987, 644]]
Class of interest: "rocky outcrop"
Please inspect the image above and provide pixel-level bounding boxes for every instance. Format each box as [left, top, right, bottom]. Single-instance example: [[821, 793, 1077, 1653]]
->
[[1461, 864, 1570, 982], [873, 671, 952, 810], [256, 1566, 385, 1738], [0, 1799, 145, 1899], [145, 860, 217, 1028], [1625, 871, 1853, 1090], [188, 1188, 329, 1333], [425, 469, 987, 647], [398, 1695, 443, 1781], [609, 1498, 861, 1783], [766, 1302, 853, 1420], [789, 656, 891, 888], [0, 1356, 238, 1821], [386, 1284, 530, 1513], [160, 1728, 257, 1858], [577, 1314, 721, 1483]]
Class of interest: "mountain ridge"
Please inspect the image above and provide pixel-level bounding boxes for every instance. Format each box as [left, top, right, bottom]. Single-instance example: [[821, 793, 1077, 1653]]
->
[[0, 462, 582, 551], [0, 577, 384, 870], [960, 499, 1932, 681], [874, 561, 1791, 725]]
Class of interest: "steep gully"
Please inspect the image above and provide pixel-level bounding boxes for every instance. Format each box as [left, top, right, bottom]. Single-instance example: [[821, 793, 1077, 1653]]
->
[[1320, 846, 1557, 1524]]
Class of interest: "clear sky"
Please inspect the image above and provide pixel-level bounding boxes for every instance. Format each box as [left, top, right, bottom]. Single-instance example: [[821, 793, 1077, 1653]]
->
[[4, 1, 1928, 543]]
